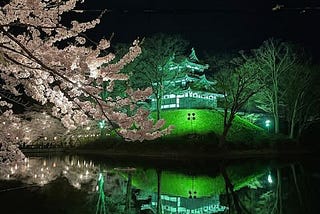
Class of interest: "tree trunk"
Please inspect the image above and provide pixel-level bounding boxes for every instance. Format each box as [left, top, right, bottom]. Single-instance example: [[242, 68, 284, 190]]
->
[[219, 124, 231, 147], [273, 112, 279, 134], [278, 169, 283, 214], [289, 98, 299, 139], [156, 96, 161, 120], [156, 169, 162, 214], [125, 172, 132, 213], [272, 169, 283, 214], [289, 115, 295, 139], [291, 164, 303, 207], [296, 126, 303, 145], [219, 113, 234, 147], [220, 164, 243, 214]]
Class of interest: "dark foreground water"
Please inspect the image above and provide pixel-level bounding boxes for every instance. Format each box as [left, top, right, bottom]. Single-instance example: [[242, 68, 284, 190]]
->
[[0, 154, 319, 214]]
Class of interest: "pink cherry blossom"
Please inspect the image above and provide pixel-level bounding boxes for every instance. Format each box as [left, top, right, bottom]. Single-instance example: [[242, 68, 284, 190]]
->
[[0, 0, 173, 170]]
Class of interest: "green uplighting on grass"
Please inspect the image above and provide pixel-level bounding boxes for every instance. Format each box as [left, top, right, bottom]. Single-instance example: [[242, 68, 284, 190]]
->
[[130, 169, 222, 197], [153, 109, 223, 136], [151, 109, 266, 143], [128, 166, 267, 198]]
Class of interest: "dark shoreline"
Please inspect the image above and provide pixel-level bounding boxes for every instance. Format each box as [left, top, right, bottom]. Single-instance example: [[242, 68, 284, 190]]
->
[[21, 146, 319, 161]]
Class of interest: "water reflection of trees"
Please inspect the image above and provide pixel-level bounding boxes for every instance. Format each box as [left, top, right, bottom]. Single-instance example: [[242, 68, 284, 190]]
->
[[0, 155, 133, 213], [1, 156, 319, 214], [127, 160, 318, 214], [124, 161, 270, 214], [221, 160, 319, 214], [0, 155, 99, 189]]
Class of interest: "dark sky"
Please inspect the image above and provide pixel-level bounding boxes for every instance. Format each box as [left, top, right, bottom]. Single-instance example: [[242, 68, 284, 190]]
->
[[79, 0, 320, 60]]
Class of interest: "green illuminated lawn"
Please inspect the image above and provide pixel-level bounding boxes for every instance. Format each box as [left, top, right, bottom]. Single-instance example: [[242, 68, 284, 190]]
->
[[126, 161, 267, 198], [81, 109, 271, 149], [130, 169, 223, 197], [151, 109, 266, 143]]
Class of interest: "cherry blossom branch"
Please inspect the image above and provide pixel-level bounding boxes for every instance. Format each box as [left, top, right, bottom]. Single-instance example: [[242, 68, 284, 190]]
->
[[1, 28, 72, 80], [0, 43, 33, 60], [1, 27, 133, 140], [2, 52, 40, 70], [0, 90, 31, 109], [0, 0, 171, 145]]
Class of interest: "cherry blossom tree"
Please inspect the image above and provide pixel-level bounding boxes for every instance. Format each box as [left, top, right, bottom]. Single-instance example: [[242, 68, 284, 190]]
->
[[0, 98, 25, 170], [0, 0, 173, 169], [20, 111, 67, 145]]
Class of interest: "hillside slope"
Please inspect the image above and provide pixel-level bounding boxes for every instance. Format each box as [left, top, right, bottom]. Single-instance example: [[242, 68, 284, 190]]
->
[[152, 109, 267, 144]]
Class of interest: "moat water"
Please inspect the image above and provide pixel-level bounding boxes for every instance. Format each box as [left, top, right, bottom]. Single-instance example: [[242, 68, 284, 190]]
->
[[0, 153, 319, 214]]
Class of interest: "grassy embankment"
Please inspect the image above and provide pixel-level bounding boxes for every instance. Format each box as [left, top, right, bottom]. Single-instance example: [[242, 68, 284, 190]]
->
[[152, 108, 269, 145], [77, 109, 294, 155]]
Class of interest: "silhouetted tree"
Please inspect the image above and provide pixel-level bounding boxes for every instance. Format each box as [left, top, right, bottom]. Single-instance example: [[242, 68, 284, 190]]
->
[[216, 52, 264, 147], [252, 38, 298, 134], [282, 64, 320, 140]]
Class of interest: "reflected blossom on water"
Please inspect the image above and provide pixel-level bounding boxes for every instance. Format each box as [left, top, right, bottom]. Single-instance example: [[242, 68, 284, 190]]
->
[[0, 156, 99, 189]]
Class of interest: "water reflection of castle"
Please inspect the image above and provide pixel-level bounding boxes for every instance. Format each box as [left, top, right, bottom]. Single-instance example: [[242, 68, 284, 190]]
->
[[140, 193, 227, 213]]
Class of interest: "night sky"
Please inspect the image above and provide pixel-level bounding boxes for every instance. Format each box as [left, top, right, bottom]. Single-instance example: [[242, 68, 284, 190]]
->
[[78, 0, 320, 60]]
